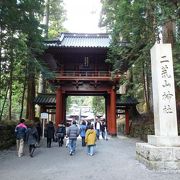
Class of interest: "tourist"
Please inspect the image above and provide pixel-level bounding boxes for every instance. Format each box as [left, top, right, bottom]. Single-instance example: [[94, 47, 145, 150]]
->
[[55, 123, 66, 147], [35, 121, 42, 146], [46, 121, 55, 148], [79, 120, 86, 147], [85, 124, 96, 156], [95, 120, 101, 140], [65, 136, 69, 148], [26, 122, 38, 157], [66, 120, 79, 156], [15, 118, 27, 157], [104, 122, 108, 140], [85, 121, 91, 131], [101, 121, 107, 140]]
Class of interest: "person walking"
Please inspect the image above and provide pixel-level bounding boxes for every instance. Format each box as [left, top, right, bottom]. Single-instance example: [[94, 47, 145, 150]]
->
[[101, 121, 106, 140], [85, 124, 96, 156], [66, 121, 79, 156], [46, 121, 55, 148], [15, 119, 27, 157], [79, 120, 86, 147], [26, 122, 38, 157], [85, 121, 91, 132], [55, 123, 66, 147], [36, 122, 42, 146], [95, 120, 101, 140]]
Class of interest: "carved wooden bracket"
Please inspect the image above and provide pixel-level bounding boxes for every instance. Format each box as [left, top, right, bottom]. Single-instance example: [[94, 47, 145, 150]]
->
[[89, 81, 100, 88], [72, 81, 83, 89]]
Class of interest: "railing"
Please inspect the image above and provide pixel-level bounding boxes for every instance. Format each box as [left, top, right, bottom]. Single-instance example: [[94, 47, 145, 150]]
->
[[56, 71, 111, 78]]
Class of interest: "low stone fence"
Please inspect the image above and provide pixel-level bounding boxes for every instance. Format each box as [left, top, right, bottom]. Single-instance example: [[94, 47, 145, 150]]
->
[[129, 121, 154, 142], [0, 124, 16, 150], [129, 120, 180, 142]]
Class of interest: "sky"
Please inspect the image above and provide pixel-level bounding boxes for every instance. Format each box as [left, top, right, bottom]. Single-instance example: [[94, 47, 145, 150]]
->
[[63, 0, 104, 33]]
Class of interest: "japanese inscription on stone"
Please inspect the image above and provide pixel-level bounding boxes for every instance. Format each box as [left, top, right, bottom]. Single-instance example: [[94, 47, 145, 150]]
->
[[160, 55, 174, 114]]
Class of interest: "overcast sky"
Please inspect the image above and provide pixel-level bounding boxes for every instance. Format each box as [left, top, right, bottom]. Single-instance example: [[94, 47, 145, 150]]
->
[[63, 0, 104, 33]]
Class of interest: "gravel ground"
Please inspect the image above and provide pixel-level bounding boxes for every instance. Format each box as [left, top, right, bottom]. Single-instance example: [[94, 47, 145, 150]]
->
[[0, 136, 180, 180]]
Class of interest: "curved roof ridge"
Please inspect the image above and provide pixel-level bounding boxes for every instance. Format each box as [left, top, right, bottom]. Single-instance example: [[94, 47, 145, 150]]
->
[[45, 32, 111, 48]]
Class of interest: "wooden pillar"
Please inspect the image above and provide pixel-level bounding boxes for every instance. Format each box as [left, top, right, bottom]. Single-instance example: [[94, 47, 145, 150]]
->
[[106, 96, 111, 133], [125, 108, 130, 135], [55, 87, 63, 127], [109, 88, 117, 136], [62, 94, 65, 124]]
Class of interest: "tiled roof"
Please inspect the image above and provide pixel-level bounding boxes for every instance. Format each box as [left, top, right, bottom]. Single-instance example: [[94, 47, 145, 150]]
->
[[44, 33, 111, 48], [116, 95, 138, 106], [34, 93, 138, 106], [34, 93, 56, 105]]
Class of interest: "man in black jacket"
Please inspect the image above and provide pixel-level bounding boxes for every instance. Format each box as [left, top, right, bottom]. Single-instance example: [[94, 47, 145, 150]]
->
[[55, 124, 66, 147]]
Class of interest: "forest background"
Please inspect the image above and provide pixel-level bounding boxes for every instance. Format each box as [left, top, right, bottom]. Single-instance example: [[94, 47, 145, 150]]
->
[[0, 0, 180, 123]]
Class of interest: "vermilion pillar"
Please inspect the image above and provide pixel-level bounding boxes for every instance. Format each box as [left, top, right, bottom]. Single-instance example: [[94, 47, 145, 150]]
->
[[62, 95, 65, 124], [106, 97, 111, 133], [109, 88, 117, 136], [125, 108, 130, 135], [55, 87, 63, 127]]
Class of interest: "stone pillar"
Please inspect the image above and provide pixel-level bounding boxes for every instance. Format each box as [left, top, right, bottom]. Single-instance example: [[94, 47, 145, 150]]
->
[[148, 43, 179, 146], [136, 43, 180, 171]]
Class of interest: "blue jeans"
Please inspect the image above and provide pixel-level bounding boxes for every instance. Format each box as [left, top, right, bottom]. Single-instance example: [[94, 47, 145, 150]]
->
[[87, 145, 95, 155], [96, 129, 100, 139], [69, 139, 77, 153]]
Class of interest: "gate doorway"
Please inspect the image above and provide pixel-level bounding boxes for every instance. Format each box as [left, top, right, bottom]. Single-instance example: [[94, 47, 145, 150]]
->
[[65, 95, 105, 127]]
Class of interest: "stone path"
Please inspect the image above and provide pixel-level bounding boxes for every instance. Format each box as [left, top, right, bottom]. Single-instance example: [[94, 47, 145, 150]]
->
[[0, 136, 180, 180]]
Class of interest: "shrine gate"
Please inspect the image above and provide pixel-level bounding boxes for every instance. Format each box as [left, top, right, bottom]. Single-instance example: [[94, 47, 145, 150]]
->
[[38, 33, 121, 136]]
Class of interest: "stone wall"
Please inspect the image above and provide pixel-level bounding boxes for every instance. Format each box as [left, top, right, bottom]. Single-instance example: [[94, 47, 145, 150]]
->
[[129, 120, 180, 142], [0, 124, 16, 150], [129, 121, 154, 142]]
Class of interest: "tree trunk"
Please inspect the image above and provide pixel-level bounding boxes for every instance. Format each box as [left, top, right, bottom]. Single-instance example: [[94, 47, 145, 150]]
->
[[0, 25, 2, 114], [44, 0, 50, 38], [0, 86, 9, 121], [8, 42, 14, 121], [162, 20, 175, 45], [142, 63, 150, 112], [20, 75, 26, 120], [26, 72, 35, 120]]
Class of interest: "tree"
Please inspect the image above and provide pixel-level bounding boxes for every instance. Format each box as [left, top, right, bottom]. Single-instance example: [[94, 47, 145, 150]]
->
[[0, 0, 45, 121], [48, 0, 66, 38], [100, 0, 180, 112], [92, 96, 105, 116]]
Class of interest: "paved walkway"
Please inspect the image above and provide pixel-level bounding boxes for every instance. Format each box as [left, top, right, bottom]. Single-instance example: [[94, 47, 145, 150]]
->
[[0, 136, 180, 180]]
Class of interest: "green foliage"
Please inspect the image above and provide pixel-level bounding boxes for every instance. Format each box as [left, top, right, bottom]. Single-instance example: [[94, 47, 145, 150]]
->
[[100, 0, 180, 108], [66, 96, 105, 116], [92, 96, 105, 116], [0, 0, 45, 121], [48, 0, 67, 38]]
